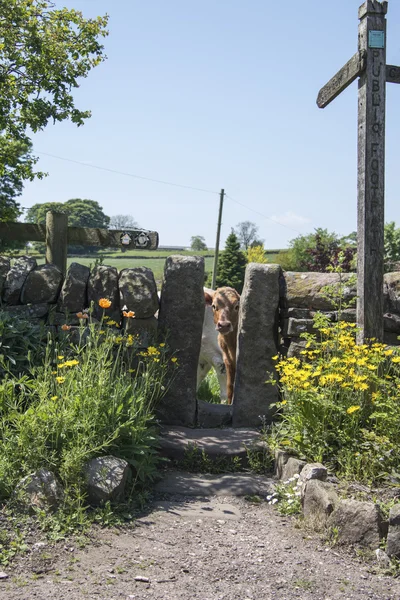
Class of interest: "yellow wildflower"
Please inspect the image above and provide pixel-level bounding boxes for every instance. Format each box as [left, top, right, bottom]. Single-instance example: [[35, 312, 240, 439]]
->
[[99, 298, 112, 309], [347, 405, 361, 414], [171, 357, 178, 363], [392, 356, 400, 364], [159, 343, 165, 347], [56, 376, 65, 384], [51, 396, 58, 401], [57, 355, 64, 360]]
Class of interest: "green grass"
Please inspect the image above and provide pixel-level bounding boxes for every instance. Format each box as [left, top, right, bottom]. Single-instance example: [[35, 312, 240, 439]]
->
[[33, 255, 215, 283]]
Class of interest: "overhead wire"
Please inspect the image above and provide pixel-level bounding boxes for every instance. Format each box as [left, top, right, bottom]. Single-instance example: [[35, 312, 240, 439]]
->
[[33, 150, 306, 235]]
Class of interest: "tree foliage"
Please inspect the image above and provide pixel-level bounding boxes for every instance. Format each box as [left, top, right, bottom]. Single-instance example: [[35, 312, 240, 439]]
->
[[0, 0, 108, 183], [247, 244, 268, 264], [109, 215, 140, 230], [190, 235, 207, 252], [26, 199, 110, 254], [287, 228, 356, 272], [384, 222, 400, 269], [234, 221, 263, 250], [215, 230, 247, 293], [26, 199, 110, 229]]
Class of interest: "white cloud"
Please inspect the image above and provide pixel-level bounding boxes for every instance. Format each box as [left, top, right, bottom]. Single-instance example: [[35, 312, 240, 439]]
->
[[269, 211, 311, 228]]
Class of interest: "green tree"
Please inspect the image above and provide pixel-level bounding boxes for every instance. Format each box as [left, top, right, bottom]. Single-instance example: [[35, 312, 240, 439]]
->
[[26, 199, 110, 254], [190, 235, 207, 251], [216, 230, 247, 293], [247, 244, 268, 264], [234, 221, 263, 250], [288, 228, 341, 271], [384, 222, 400, 270], [0, 0, 108, 186]]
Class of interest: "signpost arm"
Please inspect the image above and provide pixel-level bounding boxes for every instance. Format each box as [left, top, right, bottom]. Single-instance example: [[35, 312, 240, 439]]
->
[[356, 0, 387, 343]]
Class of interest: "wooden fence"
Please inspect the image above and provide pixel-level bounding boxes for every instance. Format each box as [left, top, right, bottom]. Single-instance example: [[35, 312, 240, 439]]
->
[[0, 211, 159, 274]]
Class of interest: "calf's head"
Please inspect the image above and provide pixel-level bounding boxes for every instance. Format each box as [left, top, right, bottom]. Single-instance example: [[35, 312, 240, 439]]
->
[[204, 287, 240, 335]]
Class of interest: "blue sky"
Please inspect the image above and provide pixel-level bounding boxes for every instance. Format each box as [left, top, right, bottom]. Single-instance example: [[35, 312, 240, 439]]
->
[[20, 0, 400, 249]]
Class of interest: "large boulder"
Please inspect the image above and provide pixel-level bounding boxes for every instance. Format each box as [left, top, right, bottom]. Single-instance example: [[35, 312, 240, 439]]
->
[[87, 265, 120, 323], [21, 264, 63, 304], [119, 267, 159, 318], [2, 256, 37, 305], [284, 272, 356, 311], [58, 262, 90, 313], [157, 255, 205, 427], [84, 456, 130, 506], [327, 500, 383, 548], [386, 503, 400, 558], [14, 468, 64, 511], [0, 256, 10, 297], [384, 272, 400, 314], [302, 479, 339, 523], [233, 263, 281, 427], [3, 303, 49, 320]]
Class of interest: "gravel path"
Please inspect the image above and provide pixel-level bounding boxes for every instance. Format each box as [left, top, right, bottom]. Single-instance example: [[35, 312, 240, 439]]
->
[[3, 493, 400, 600]]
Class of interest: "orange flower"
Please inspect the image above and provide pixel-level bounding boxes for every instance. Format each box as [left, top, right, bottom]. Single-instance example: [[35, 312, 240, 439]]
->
[[61, 324, 71, 331], [99, 298, 112, 309], [76, 312, 89, 319], [123, 310, 135, 318]]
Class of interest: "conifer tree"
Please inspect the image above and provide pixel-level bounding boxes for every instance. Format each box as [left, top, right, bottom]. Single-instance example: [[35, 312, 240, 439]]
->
[[215, 230, 247, 293]]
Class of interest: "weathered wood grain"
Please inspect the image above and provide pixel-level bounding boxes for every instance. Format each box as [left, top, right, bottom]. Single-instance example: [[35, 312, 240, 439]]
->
[[0, 222, 46, 242], [0, 220, 159, 250], [386, 65, 400, 83], [46, 211, 68, 274], [356, 3, 387, 342], [317, 51, 366, 108]]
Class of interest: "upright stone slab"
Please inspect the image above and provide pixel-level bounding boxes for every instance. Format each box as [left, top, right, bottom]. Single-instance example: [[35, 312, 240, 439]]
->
[[232, 263, 280, 428], [119, 267, 159, 318], [157, 256, 205, 427], [87, 265, 120, 323], [21, 264, 63, 304], [58, 262, 90, 313], [2, 256, 37, 305], [0, 256, 10, 297]]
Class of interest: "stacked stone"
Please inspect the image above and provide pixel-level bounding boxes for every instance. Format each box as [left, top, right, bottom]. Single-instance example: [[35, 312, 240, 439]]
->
[[0, 256, 63, 323], [0, 257, 160, 346], [280, 271, 400, 357]]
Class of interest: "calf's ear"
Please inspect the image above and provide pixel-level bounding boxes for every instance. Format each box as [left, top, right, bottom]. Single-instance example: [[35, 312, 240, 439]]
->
[[204, 291, 213, 306]]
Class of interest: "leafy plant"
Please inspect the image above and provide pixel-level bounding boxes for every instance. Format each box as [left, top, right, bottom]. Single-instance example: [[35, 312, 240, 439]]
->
[[0, 310, 46, 377], [267, 266, 400, 484], [266, 474, 302, 515], [197, 369, 221, 404]]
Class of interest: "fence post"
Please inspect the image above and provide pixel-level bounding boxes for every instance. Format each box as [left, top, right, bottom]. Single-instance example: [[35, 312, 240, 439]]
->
[[46, 211, 68, 275]]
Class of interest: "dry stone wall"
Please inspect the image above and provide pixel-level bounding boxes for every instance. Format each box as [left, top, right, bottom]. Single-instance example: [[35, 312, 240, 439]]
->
[[280, 271, 400, 357], [0, 256, 159, 347]]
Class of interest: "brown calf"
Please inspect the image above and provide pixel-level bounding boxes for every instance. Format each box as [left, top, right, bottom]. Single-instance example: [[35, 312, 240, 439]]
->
[[204, 286, 240, 404]]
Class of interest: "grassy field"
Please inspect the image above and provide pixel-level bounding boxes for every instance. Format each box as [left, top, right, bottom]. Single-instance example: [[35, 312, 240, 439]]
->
[[17, 246, 284, 283], [33, 250, 215, 283]]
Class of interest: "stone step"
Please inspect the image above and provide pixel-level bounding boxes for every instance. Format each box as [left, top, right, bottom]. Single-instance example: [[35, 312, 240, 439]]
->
[[158, 426, 265, 462], [154, 470, 276, 497]]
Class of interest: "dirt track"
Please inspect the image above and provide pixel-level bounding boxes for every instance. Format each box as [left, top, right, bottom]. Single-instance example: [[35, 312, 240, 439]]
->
[[3, 493, 400, 600]]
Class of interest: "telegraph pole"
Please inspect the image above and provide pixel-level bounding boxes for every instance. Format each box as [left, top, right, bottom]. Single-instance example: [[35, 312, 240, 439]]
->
[[211, 188, 225, 289]]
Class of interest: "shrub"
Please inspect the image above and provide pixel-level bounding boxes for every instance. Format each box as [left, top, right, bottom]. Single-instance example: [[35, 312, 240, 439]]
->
[[247, 244, 268, 264], [0, 311, 46, 377], [268, 272, 400, 485], [0, 303, 177, 508]]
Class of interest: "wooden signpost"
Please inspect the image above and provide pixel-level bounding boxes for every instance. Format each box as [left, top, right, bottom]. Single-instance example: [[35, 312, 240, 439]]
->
[[0, 211, 159, 275], [317, 0, 399, 343]]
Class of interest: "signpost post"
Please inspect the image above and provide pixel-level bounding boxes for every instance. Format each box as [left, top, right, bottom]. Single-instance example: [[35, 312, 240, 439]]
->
[[317, 0, 399, 343]]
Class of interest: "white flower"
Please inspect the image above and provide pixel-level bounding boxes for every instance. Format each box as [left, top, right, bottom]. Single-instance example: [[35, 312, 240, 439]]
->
[[122, 305, 128, 311], [293, 473, 300, 479], [271, 498, 278, 505]]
